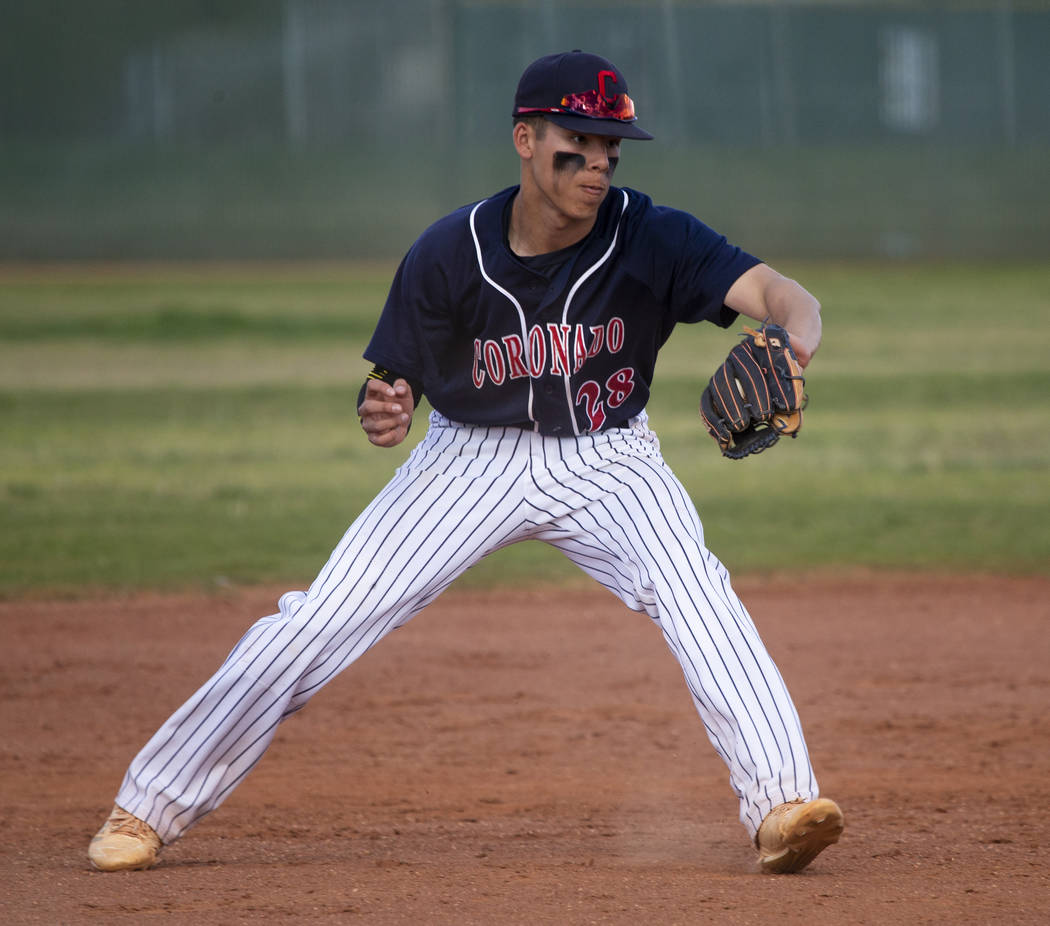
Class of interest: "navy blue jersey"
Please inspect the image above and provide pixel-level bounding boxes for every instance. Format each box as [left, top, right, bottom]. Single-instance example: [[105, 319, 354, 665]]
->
[[364, 185, 760, 436]]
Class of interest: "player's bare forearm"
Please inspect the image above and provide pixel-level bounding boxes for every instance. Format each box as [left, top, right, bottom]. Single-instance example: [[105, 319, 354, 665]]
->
[[726, 264, 822, 367], [760, 275, 821, 367], [358, 378, 415, 447]]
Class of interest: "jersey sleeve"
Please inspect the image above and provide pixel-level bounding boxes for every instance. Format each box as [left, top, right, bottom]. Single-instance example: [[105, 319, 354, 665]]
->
[[362, 248, 426, 380], [362, 218, 461, 389], [632, 199, 762, 328]]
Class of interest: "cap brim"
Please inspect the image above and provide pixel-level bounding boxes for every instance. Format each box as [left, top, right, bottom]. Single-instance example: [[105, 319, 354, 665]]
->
[[545, 112, 653, 140]]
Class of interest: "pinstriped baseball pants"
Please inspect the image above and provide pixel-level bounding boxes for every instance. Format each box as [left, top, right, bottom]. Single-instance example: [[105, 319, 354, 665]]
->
[[116, 411, 818, 844]]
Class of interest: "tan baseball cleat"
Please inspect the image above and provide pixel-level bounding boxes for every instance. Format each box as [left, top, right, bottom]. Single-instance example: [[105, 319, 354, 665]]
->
[[756, 798, 844, 874], [88, 805, 162, 871]]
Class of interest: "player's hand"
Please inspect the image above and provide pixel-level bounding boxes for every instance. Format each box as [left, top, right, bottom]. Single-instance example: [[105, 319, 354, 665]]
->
[[358, 378, 415, 448]]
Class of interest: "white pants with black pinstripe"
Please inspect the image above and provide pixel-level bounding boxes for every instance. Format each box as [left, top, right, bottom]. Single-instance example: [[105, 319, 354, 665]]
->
[[116, 411, 818, 844]]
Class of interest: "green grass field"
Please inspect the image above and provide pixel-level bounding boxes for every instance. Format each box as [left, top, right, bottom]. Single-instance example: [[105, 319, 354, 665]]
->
[[2, 260, 1048, 597]]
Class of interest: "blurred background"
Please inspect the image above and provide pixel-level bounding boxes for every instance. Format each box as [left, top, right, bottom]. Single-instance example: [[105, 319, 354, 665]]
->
[[2, 0, 1049, 591], [2, 0, 1047, 262]]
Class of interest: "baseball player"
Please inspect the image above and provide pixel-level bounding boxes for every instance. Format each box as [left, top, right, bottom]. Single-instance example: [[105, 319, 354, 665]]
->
[[89, 50, 842, 875]]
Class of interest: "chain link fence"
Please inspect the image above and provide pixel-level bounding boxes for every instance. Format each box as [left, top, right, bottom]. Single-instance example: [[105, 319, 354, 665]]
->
[[2, 0, 1047, 259]]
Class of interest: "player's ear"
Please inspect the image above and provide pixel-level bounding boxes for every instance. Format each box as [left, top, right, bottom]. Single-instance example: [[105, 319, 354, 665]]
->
[[513, 120, 535, 160]]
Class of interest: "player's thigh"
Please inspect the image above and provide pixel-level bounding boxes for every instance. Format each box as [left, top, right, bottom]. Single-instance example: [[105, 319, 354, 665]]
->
[[584, 455, 712, 582], [312, 464, 530, 613]]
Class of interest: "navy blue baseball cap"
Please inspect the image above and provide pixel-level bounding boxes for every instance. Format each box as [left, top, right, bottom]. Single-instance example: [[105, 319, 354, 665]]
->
[[512, 50, 653, 140]]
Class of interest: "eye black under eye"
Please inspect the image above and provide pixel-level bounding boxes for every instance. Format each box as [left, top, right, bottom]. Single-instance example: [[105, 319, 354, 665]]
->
[[554, 151, 586, 171]]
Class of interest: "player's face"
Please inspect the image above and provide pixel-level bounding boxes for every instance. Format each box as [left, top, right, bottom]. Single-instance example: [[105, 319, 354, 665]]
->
[[522, 122, 621, 224]]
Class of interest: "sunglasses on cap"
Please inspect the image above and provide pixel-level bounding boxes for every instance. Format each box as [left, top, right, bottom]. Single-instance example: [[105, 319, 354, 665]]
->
[[515, 88, 638, 123]]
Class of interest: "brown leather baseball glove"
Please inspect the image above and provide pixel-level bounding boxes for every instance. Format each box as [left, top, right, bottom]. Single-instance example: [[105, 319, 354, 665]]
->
[[699, 325, 807, 459]]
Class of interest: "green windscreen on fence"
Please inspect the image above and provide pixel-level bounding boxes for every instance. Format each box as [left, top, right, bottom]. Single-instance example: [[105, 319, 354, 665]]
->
[[1, 1, 1046, 260]]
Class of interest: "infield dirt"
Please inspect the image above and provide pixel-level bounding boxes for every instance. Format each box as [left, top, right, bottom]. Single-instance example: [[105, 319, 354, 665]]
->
[[2, 573, 1048, 924]]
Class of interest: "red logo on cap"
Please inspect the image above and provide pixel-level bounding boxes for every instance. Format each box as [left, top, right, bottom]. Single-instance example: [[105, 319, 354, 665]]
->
[[597, 70, 619, 102]]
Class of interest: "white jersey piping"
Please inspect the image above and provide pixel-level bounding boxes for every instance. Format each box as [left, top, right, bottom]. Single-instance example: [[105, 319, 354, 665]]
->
[[560, 189, 630, 435], [469, 199, 537, 429]]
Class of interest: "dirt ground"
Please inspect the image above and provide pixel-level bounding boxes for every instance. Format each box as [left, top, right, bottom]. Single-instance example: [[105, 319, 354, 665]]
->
[[3, 572, 1048, 925]]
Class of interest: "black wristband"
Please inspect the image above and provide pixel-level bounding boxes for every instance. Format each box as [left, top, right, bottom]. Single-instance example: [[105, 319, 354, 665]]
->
[[357, 366, 424, 410]]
